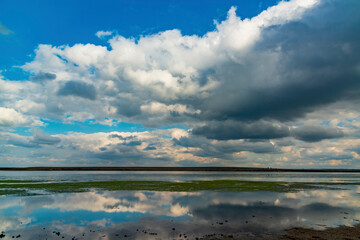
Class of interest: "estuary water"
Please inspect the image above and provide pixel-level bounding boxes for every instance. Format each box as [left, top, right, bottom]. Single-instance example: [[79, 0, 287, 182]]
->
[[0, 171, 359, 239]]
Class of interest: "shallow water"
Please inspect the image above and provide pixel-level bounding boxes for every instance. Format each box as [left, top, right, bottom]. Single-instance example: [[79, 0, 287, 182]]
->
[[1, 171, 360, 182], [0, 172, 359, 239]]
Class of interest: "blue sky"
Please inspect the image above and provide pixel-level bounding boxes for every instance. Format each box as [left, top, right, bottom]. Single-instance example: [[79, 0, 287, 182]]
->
[[1, 0, 360, 168]]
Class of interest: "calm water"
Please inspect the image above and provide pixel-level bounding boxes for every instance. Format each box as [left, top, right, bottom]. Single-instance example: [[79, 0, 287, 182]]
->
[[0, 171, 359, 239], [1, 171, 360, 182]]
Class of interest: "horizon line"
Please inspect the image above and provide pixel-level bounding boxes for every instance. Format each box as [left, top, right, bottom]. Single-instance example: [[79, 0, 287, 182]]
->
[[0, 166, 359, 172]]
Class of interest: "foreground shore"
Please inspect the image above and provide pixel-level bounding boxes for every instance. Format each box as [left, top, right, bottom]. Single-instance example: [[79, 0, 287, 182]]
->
[[1, 224, 359, 240], [201, 224, 360, 240], [279, 224, 360, 240]]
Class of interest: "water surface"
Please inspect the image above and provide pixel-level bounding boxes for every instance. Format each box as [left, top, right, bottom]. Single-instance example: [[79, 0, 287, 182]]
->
[[0, 171, 359, 239]]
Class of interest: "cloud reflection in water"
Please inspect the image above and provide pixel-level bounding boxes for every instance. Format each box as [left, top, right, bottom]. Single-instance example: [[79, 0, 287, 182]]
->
[[0, 189, 359, 239]]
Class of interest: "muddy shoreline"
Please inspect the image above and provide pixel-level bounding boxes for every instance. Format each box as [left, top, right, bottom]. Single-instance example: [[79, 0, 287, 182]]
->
[[1, 224, 359, 240], [278, 224, 360, 240], [197, 224, 360, 239]]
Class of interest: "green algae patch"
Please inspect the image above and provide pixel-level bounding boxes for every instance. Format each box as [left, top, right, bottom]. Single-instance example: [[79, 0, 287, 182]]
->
[[0, 180, 356, 196]]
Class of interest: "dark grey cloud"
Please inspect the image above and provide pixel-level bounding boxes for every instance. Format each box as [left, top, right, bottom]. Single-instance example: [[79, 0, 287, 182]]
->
[[43, 102, 65, 119], [92, 144, 170, 164], [108, 134, 141, 146], [122, 140, 142, 146], [30, 72, 56, 83], [114, 97, 141, 118], [108, 134, 135, 140], [192, 120, 290, 140], [8, 138, 38, 148], [173, 136, 204, 148], [291, 125, 344, 142], [273, 139, 294, 147], [144, 145, 156, 150], [174, 135, 279, 159], [30, 132, 61, 145], [197, 0, 360, 123], [5, 132, 60, 148], [209, 140, 279, 155], [57, 81, 97, 100]]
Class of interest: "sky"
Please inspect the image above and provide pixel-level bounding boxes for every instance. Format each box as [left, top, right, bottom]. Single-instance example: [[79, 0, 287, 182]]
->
[[0, 0, 360, 168]]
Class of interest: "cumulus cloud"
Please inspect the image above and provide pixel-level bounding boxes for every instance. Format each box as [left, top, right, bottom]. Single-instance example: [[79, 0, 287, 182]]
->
[[0, 107, 29, 127], [0, 107, 42, 127], [95, 30, 113, 39]]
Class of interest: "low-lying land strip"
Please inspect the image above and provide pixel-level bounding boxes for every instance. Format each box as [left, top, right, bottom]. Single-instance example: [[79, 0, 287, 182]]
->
[[0, 179, 358, 196]]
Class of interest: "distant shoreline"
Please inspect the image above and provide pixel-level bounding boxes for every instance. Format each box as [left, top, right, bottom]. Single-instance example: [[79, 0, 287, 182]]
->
[[0, 166, 359, 172]]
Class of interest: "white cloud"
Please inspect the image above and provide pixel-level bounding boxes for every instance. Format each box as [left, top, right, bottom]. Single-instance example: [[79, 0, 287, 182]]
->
[[0, 107, 42, 127], [95, 30, 113, 39]]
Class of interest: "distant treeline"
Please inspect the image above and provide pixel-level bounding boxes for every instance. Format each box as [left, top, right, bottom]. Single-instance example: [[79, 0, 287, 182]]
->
[[0, 167, 359, 172]]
